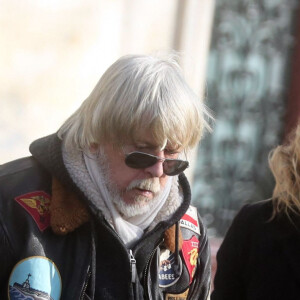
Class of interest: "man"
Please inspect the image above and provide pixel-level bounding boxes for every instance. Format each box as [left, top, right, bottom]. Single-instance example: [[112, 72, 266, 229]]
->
[[0, 54, 211, 300]]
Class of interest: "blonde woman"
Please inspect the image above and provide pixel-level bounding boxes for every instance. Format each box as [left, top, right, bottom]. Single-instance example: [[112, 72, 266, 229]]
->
[[211, 124, 300, 300]]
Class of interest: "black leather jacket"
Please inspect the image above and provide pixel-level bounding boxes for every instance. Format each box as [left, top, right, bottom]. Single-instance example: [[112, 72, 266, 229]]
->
[[0, 134, 210, 300]]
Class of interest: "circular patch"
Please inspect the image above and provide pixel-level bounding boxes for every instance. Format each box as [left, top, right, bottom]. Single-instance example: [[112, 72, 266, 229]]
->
[[159, 249, 182, 288], [8, 256, 62, 300]]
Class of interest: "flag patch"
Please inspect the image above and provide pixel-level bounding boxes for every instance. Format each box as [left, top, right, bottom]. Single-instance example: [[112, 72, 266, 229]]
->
[[15, 191, 51, 231]]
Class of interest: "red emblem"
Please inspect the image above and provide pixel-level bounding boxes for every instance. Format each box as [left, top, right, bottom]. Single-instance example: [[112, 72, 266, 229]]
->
[[182, 236, 199, 283], [15, 191, 51, 231]]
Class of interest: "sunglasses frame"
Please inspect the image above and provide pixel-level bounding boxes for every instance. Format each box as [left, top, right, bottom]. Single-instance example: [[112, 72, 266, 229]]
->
[[124, 151, 189, 176]]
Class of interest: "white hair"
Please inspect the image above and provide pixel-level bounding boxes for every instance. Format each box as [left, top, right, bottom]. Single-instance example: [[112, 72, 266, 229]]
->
[[58, 53, 212, 150]]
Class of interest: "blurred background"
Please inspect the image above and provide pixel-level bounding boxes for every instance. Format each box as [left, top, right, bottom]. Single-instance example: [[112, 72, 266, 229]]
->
[[0, 0, 213, 163], [1, 0, 300, 281]]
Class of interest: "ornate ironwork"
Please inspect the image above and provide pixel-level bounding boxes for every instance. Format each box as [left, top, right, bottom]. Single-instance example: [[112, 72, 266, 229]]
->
[[192, 0, 299, 237]]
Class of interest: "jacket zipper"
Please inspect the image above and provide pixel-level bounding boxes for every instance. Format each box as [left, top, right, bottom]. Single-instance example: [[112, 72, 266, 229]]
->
[[143, 239, 164, 300], [104, 222, 137, 284], [102, 220, 140, 298], [129, 249, 137, 283], [80, 269, 92, 300]]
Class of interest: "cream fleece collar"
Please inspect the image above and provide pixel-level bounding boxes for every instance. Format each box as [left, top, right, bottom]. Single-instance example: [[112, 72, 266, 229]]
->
[[62, 144, 183, 233]]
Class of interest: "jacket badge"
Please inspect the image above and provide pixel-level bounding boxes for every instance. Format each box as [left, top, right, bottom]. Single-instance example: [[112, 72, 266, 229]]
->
[[159, 249, 182, 288], [180, 206, 200, 235], [15, 191, 51, 231], [8, 256, 62, 300], [182, 236, 199, 283], [165, 288, 189, 300]]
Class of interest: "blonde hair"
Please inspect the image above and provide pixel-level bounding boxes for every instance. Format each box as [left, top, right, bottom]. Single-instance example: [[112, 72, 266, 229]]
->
[[269, 123, 300, 218], [58, 54, 212, 150]]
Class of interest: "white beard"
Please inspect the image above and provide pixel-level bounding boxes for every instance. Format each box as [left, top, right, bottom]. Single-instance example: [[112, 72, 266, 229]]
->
[[97, 151, 164, 219], [111, 191, 161, 219]]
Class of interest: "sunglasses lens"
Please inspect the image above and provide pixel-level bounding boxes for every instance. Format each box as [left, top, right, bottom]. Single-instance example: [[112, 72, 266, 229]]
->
[[163, 160, 189, 176], [125, 152, 157, 169], [125, 152, 189, 176]]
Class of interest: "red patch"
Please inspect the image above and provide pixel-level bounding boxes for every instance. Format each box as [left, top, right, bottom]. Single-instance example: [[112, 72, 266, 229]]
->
[[15, 191, 51, 231], [182, 214, 198, 227], [182, 236, 199, 283]]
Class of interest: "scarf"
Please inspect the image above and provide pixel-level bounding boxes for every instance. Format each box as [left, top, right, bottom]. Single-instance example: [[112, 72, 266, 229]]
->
[[62, 141, 182, 246], [83, 152, 172, 245]]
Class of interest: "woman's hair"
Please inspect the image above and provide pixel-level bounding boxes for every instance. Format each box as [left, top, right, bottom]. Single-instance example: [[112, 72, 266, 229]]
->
[[58, 53, 212, 150], [269, 123, 300, 218]]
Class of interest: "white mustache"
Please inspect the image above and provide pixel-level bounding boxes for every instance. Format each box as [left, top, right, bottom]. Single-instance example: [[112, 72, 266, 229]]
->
[[126, 178, 161, 194]]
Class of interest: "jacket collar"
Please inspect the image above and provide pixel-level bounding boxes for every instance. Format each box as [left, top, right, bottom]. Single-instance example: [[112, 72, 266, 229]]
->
[[50, 175, 183, 250], [50, 176, 89, 234]]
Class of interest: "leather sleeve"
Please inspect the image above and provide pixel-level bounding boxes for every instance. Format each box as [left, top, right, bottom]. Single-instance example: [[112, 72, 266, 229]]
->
[[0, 211, 16, 299]]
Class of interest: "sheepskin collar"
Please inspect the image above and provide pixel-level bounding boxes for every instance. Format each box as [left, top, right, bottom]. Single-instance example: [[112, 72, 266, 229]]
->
[[50, 176, 182, 251]]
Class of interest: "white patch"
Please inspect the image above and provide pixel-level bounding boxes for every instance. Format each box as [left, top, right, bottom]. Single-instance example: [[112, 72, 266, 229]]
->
[[180, 206, 201, 235]]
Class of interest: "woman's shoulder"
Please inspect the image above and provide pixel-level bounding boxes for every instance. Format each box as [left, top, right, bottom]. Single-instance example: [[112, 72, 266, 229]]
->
[[240, 199, 272, 215], [234, 199, 300, 239], [233, 199, 273, 227]]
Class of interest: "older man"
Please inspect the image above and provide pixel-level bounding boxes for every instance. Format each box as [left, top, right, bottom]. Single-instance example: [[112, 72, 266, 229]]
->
[[0, 54, 211, 300]]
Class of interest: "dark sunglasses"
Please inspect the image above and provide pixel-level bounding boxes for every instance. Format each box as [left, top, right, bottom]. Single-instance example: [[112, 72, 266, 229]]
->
[[125, 151, 189, 176]]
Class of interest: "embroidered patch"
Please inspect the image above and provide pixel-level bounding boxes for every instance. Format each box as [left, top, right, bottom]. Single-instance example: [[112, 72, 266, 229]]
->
[[166, 288, 189, 300], [179, 206, 200, 235], [182, 236, 199, 283], [8, 256, 62, 300], [15, 191, 51, 231], [159, 249, 182, 288]]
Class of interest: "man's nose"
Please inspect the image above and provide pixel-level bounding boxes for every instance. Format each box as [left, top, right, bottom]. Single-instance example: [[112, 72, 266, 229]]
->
[[145, 159, 165, 177]]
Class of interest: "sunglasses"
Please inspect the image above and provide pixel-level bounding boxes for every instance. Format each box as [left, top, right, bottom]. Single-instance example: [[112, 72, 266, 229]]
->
[[125, 151, 189, 176]]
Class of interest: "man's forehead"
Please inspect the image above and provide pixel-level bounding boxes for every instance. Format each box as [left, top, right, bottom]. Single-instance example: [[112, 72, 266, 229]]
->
[[133, 138, 181, 151], [134, 140, 166, 150], [130, 129, 182, 151]]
